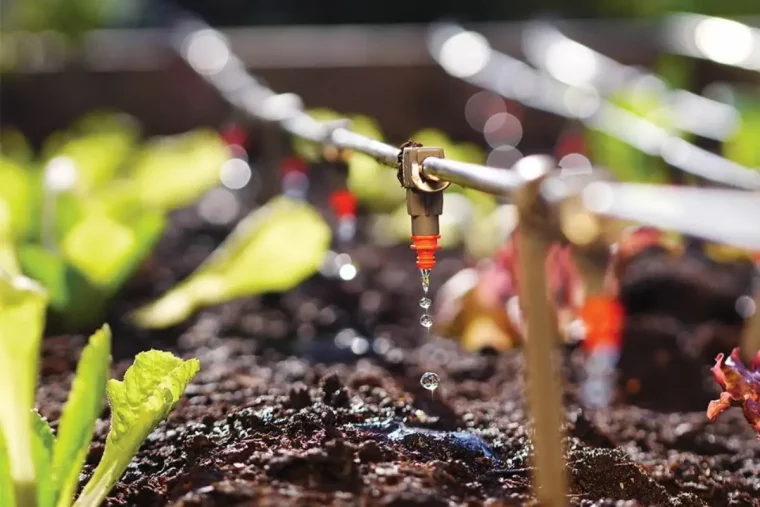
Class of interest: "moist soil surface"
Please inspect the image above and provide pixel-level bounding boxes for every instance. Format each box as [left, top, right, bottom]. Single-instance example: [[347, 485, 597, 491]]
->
[[36, 206, 760, 507]]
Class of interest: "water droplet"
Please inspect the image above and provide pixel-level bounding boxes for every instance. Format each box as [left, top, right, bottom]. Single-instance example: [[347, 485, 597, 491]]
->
[[419, 297, 432, 309], [420, 371, 440, 391], [420, 314, 433, 328], [420, 269, 431, 294]]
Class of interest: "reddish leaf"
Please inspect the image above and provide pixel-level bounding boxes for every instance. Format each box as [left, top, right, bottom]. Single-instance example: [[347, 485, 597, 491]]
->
[[707, 348, 760, 435]]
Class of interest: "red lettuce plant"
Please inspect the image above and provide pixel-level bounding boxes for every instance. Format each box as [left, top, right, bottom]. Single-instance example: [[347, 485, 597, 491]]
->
[[707, 348, 760, 435]]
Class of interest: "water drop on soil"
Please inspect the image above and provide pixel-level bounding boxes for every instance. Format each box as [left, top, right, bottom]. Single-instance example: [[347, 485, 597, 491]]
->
[[420, 371, 440, 391]]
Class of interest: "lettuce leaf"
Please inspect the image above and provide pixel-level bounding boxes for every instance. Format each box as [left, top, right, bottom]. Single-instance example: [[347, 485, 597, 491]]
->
[[707, 347, 760, 435], [0, 427, 16, 507], [53, 325, 111, 507], [0, 272, 48, 507], [73, 351, 199, 507], [0, 156, 34, 240], [0, 200, 21, 276], [31, 411, 55, 507], [129, 130, 228, 211], [133, 196, 331, 329]]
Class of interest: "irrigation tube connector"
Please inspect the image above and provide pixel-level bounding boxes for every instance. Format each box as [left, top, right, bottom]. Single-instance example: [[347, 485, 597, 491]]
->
[[176, 17, 760, 506], [428, 23, 760, 191]]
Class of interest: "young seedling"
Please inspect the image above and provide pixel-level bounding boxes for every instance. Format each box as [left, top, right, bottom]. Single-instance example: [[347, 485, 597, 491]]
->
[[0, 271, 200, 507], [1, 115, 231, 331]]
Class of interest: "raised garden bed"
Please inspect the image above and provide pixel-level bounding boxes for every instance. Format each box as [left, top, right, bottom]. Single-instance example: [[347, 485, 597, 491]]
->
[[34, 204, 760, 506]]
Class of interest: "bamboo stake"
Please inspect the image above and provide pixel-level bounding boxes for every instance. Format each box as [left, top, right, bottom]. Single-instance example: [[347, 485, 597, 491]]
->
[[514, 156, 568, 507]]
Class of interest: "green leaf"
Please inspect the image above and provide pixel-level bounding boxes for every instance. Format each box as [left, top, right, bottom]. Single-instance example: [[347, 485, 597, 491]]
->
[[347, 153, 404, 212], [133, 196, 331, 329], [53, 325, 111, 507], [0, 156, 34, 240], [61, 215, 137, 287], [60, 210, 164, 293], [18, 245, 70, 311], [0, 200, 20, 276], [0, 272, 48, 505], [0, 427, 17, 507], [130, 130, 228, 211], [32, 410, 56, 507], [51, 131, 135, 193], [73, 351, 199, 507]]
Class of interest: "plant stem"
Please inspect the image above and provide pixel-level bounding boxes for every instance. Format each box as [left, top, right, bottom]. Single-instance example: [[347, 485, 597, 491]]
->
[[71, 461, 118, 507], [15, 480, 37, 507]]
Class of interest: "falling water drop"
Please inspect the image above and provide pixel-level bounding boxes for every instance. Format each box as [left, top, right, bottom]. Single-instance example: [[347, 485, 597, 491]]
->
[[420, 371, 440, 392], [420, 269, 431, 294], [419, 269, 433, 331]]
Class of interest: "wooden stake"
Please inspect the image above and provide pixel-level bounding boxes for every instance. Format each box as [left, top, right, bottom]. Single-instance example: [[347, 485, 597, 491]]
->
[[513, 156, 568, 507]]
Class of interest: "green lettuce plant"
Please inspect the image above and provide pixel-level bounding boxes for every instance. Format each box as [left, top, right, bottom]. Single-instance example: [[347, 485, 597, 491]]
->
[[0, 270, 200, 507], [133, 195, 332, 329], [0, 113, 229, 330]]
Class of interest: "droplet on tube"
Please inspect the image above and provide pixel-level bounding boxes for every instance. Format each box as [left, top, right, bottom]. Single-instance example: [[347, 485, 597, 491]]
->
[[419, 297, 432, 309], [420, 314, 433, 328], [420, 371, 440, 391]]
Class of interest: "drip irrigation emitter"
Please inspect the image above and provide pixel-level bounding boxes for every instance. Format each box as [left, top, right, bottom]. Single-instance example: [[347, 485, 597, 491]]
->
[[557, 185, 625, 409], [324, 136, 360, 279], [323, 120, 358, 245], [399, 143, 449, 277]]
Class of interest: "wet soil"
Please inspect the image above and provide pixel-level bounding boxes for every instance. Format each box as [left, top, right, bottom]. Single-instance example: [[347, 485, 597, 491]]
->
[[35, 206, 760, 507]]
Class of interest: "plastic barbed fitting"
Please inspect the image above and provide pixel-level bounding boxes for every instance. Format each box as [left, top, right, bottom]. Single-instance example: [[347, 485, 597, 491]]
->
[[400, 146, 449, 270]]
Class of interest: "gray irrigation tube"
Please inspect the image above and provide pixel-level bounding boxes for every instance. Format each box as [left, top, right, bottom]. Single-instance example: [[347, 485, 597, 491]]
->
[[174, 19, 526, 196], [520, 22, 741, 142], [427, 23, 760, 191], [175, 17, 760, 251]]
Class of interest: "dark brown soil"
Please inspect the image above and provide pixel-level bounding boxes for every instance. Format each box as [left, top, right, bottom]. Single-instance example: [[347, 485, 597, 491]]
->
[[35, 205, 760, 507]]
